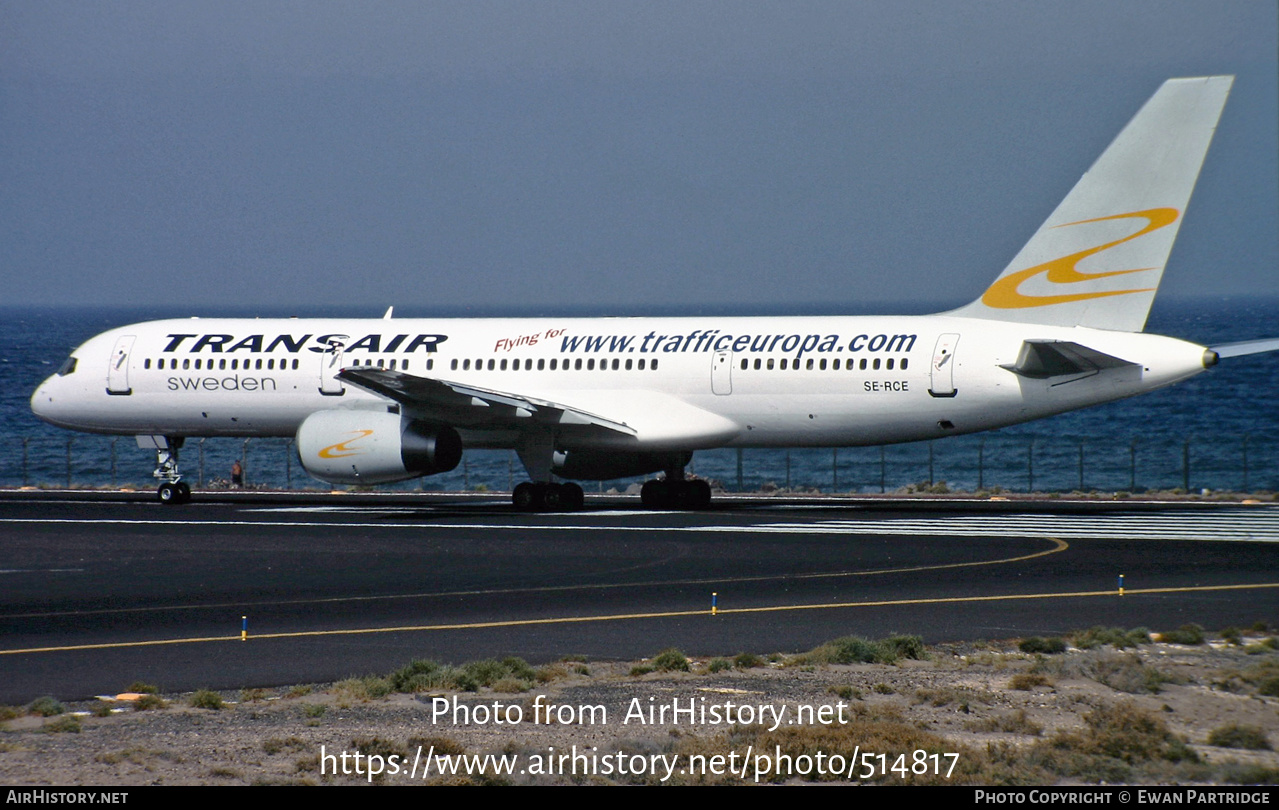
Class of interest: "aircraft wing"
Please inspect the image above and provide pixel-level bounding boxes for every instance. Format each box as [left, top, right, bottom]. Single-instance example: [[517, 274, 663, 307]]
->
[[336, 367, 638, 437]]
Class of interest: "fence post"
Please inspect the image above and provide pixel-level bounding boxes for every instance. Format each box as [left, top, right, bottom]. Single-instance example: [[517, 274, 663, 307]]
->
[[242, 439, 251, 486], [1242, 434, 1249, 492], [198, 438, 205, 487], [1027, 439, 1034, 493], [880, 446, 886, 493], [463, 455, 470, 491], [66, 438, 73, 488], [736, 448, 743, 492], [286, 439, 293, 489]]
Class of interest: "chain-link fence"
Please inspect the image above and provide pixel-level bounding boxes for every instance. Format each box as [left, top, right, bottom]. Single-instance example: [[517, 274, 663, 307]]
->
[[5, 432, 1275, 495]]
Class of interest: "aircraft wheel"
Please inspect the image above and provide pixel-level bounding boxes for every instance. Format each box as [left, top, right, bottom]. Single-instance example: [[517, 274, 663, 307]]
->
[[157, 482, 181, 505], [513, 482, 541, 512], [640, 479, 670, 509], [560, 482, 584, 511], [689, 479, 712, 509], [176, 482, 192, 504], [541, 483, 563, 511]]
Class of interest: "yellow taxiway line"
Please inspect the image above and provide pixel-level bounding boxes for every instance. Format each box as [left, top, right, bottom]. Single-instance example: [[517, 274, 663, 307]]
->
[[3, 579, 1275, 656]]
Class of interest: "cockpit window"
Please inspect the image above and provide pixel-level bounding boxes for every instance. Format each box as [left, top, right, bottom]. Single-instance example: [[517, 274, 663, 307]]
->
[[56, 357, 77, 376]]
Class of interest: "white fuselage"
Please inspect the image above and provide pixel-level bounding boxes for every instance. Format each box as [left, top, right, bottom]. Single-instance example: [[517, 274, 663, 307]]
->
[[31, 313, 1212, 457]]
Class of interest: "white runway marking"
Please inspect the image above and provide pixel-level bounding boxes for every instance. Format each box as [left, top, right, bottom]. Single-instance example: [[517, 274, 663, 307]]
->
[[749, 512, 1279, 542], [3, 508, 1278, 541]]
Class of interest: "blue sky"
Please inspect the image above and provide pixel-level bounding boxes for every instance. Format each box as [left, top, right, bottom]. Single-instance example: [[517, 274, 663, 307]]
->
[[2, 1, 1275, 314]]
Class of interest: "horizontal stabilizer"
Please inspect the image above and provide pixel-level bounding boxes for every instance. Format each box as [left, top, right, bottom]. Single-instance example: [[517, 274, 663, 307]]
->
[[1209, 338, 1279, 360], [1000, 340, 1139, 382]]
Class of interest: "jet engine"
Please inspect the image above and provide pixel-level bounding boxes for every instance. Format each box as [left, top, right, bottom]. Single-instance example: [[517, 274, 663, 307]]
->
[[296, 410, 461, 485]]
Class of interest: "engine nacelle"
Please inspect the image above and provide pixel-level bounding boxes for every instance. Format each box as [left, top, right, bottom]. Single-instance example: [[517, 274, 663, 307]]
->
[[296, 410, 462, 485]]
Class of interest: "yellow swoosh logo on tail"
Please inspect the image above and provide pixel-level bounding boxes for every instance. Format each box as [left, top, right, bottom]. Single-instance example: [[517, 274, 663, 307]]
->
[[982, 208, 1178, 309]]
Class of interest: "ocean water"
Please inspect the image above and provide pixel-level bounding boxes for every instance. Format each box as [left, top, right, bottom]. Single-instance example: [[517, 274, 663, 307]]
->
[[3, 298, 1277, 494]]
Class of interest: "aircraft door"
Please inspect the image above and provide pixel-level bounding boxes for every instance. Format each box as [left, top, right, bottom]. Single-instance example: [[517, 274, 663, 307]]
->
[[928, 333, 959, 398], [319, 336, 347, 396], [107, 335, 135, 395], [712, 351, 733, 395]]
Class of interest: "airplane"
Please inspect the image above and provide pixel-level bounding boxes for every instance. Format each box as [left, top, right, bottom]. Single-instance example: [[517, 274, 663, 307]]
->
[[30, 76, 1279, 510]]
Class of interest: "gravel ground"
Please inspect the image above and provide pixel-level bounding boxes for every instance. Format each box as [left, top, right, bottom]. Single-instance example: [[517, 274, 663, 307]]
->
[[3, 636, 1278, 786]]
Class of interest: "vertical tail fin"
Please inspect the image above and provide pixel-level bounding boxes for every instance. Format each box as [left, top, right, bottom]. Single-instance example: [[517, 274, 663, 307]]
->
[[950, 76, 1232, 332]]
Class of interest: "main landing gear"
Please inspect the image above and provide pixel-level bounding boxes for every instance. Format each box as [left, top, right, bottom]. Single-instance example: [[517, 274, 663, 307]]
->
[[147, 436, 192, 505], [640, 470, 711, 510], [512, 481, 585, 512]]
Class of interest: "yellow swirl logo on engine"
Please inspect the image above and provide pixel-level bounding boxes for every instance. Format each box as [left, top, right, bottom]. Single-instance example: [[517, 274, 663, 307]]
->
[[318, 430, 374, 459]]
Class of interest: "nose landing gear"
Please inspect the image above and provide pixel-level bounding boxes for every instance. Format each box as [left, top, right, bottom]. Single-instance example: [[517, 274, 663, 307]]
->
[[144, 436, 192, 505]]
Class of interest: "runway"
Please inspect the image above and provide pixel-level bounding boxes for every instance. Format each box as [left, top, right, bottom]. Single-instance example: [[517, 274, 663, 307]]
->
[[1, 492, 1276, 702]]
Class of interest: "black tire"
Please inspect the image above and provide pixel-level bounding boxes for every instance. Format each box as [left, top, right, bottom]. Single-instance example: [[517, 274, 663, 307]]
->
[[689, 479, 712, 509], [157, 482, 180, 505], [513, 482, 540, 511], [176, 482, 191, 504], [541, 483, 563, 510], [560, 482, 585, 511], [640, 479, 669, 509]]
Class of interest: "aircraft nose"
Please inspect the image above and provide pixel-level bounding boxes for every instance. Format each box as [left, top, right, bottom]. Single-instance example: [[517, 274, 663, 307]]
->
[[30, 376, 68, 427]]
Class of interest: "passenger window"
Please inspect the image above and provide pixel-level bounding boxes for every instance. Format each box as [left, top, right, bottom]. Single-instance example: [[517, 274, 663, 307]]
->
[[587, 359, 595, 370], [638, 359, 645, 370], [575, 359, 582, 370], [901, 358, 909, 370], [651, 359, 658, 370], [183, 359, 190, 370], [806, 359, 814, 370], [626, 359, 632, 370], [144, 359, 151, 370], [873, 358, 881, 370], [886, 358, 894, 370], [780, 359, 788, 370], [487, 359, 495, 370], [611, 358, 619, 370], [538, 359, 545, 370], [859, 359, 867, 370], [767, 358, 774, 370]]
